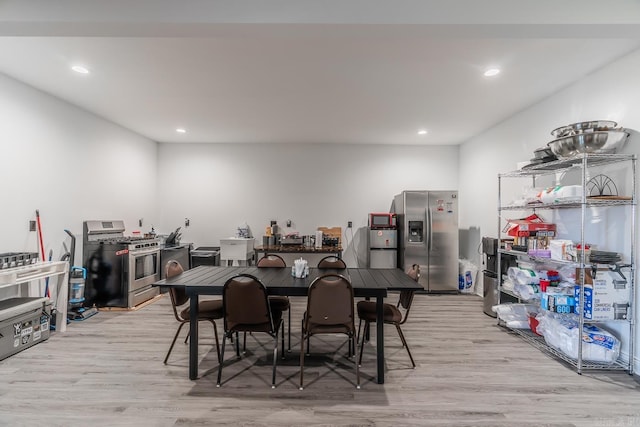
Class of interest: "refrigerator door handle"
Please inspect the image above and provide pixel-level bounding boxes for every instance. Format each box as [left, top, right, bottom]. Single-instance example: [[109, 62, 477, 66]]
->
[[427, 207, 433, 251]]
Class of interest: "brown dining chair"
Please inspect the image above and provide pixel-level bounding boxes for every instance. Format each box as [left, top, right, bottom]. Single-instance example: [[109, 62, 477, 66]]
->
[[317, 255, 347, 269], [217, 274, 284, 388], [307, 255, 348, 354], [299, 274, 360, 390], [256, 254, 291, 352], [356, 264, 419, 368], [163, 260, 223, 364]]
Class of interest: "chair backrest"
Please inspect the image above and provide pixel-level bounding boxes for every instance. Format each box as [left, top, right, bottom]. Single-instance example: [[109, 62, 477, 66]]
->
[[397, 265, 419, 323], [222, 274, 274, 333], [166, 259, 185, 279], [305, 274, 354, 332], [165, 260, 189, 320], [317, 256, 347, 269], [406, 264, 420, 282], [257, 254, 286, 268]]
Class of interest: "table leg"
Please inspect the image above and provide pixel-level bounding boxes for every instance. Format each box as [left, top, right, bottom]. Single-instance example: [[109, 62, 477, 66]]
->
[[189, 296, 198, 380], [376, 295, 385, 384]]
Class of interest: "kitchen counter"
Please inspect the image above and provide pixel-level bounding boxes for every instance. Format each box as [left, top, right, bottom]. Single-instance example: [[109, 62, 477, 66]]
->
[[254, 245, 342, 263]]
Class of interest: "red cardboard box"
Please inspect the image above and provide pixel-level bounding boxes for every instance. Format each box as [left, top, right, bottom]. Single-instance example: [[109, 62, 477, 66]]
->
[[506, 214, 556, 237]]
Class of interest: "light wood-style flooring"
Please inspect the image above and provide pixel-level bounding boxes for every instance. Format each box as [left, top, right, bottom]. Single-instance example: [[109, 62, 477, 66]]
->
[[0, 294, 638, 426]]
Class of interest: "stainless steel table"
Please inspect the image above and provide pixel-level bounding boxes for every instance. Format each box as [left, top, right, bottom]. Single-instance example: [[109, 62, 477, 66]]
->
[[154, 266, 422, 384]]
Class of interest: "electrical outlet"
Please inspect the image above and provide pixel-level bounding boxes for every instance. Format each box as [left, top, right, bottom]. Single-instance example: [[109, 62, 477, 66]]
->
[[138, 218, 143, 227], [347, 221, 352, 228], [29, 220, 36, 232], [185, 218, 190, 227]]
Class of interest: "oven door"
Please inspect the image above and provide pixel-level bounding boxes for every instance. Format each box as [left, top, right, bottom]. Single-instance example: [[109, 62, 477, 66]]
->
[[128, 247, 160, 293]]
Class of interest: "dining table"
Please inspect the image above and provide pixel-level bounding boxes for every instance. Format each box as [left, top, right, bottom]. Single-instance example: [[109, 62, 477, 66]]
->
[[153, 266, 423, 384]]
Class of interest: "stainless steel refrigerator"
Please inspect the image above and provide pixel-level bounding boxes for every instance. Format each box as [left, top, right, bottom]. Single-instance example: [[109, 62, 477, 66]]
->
[[393, 190, 459, 293]]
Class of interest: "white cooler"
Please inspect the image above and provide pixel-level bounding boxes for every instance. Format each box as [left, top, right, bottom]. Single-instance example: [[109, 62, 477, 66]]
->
[[0, 297, 51, 360]]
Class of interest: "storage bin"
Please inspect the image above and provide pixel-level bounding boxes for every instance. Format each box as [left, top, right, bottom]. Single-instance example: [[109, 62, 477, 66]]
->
[[0, 297, 51, 360]]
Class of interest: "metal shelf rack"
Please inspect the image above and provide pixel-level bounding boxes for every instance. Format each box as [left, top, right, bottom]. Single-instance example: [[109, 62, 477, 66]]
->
[[497, 153, 636, 374], [504, 327, 629, 371]]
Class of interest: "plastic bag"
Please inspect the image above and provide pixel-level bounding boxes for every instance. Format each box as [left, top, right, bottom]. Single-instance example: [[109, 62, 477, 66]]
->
[[492, 303, 538, 329], [458, 259, 478, 294], [507, 266, 541, 285], [536, 312, 620, 363]]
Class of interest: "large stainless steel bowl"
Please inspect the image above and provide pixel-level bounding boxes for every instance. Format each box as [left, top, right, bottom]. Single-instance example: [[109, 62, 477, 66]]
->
[[547, 130, 629, 159], [551, 120, 618, 138]]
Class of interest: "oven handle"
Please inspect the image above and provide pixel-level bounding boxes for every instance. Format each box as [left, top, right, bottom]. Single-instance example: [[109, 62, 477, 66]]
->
[[130, 247, 160, 257]]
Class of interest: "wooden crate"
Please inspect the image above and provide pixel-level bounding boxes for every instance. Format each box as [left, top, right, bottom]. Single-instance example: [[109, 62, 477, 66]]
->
[[317, 226, 342, 245]]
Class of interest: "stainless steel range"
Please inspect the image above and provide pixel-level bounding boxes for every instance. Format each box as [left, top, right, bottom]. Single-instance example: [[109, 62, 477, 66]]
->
[[82, 220, 160, 309]]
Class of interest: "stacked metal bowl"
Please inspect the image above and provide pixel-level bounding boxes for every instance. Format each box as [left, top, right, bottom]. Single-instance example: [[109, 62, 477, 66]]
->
[[546, 120, 629, 159]]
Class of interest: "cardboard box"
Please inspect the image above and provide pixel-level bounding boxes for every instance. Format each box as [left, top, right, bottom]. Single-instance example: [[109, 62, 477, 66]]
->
[[505, 214, 556, 238], [549, 239, 574, 261], [575, 266, 631, 320]]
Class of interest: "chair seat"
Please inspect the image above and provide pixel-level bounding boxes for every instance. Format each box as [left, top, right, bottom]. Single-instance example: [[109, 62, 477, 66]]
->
[[307, 324, 353, 335], [228, 309, 284, 333], [179, 299, 224, 320], [356, 300, 402, 324], [268, 296, 290, 311]]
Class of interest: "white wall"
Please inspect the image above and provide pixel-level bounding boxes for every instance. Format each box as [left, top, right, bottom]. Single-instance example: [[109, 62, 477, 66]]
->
[[156, 142, 459, 267], [0, 73, 158, 298], [458, 48, 640, 371]]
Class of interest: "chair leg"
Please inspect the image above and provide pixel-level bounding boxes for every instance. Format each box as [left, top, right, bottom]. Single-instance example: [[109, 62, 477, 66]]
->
[[183, 328, 190, 344], [299, 330, 306, 390], [395, 324, 416, 368], [287, 308, 291, 352], [271, 327, 280, 389], [235, 331, 241, 358], [357, 318, 362, 344], [209, 320, 221, 363], [353, 333, 360, 389], [242, 332, 247, 354], [358, 321, 368, 366], [164, 322, 186, 364], [281, 320, 285, 359], [301, 313, 311, 355], [217, 332, 228, 387]]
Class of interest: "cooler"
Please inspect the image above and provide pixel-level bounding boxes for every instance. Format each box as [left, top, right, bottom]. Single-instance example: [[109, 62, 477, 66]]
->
[[0, 297, 51, 360]]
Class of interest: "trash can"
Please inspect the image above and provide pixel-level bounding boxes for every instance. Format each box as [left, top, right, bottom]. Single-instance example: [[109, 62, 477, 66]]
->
[[482, 237, 518, 317], [191, 246, 220, 267], [483, 271, 499, 317], [482, 237, 499, 317]]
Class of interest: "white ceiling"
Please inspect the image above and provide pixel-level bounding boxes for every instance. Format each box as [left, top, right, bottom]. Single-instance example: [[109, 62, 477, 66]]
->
[[1, 0, 640, 145]]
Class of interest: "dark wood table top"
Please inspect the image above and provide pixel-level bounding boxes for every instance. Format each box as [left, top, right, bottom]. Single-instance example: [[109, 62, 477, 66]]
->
[[154, 266, 422, 298]]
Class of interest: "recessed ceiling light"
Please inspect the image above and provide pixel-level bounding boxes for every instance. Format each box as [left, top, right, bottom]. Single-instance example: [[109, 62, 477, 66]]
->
[[417, 129, 428, 135], [176, 128, 186, 133], [71, 65, 90, 74], [484, 68, 501, 77]]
